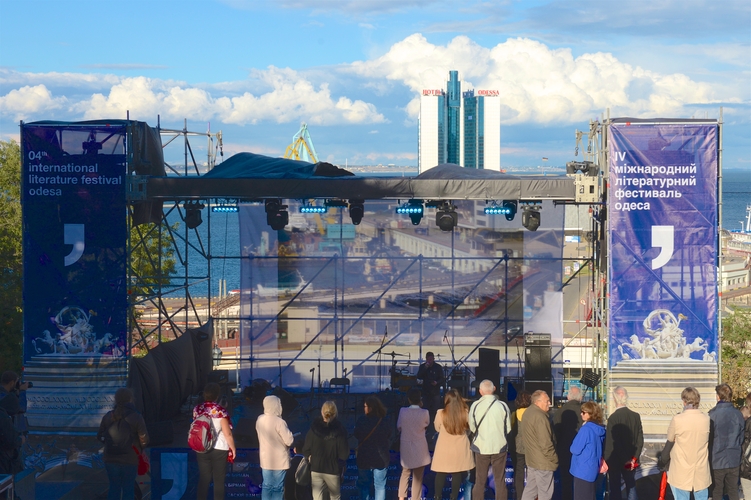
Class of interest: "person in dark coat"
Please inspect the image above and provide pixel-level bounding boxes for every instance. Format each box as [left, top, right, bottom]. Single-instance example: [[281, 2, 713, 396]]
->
[[303, 401, 349, 500], [740, 392, 751, 499], [708, 383, 745, 500], [552, 386, 583, 500], [354, 395, 392, 500], [97, 388, 149, 500], [416, 352, 445, 434], [603, 386, 643, 500]]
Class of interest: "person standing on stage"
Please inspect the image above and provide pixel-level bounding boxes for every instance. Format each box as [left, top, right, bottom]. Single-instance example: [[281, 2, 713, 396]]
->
[[553, 386, 583, 500], [397, 389, 431, 500], [257, 395, 295, 500], [708, 383, 744, 500], [416, 352, 444, 434], [469, 379, 511, 500], [604, 386, 643, 500], [520, 390, 557, 500]]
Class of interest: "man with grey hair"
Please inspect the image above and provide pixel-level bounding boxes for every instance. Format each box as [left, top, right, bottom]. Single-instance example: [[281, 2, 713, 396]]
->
[[469, 379, 511, 500], [604, 386, 643, 500], [521, 390, 557, 500], [553, 386, 584, 500]]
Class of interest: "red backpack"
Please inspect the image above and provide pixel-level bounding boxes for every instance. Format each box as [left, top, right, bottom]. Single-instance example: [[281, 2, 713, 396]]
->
[[188, 413, 217, 453]]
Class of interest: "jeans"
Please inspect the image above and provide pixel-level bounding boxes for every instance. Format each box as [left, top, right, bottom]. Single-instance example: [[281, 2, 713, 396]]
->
[[262, 469, 287, 500], [357, 467, 387, 500], [196, 448, 229, 500], [669, 486, 708, 500], [607, 466, 637, 500], [105, 462, 138, 500]]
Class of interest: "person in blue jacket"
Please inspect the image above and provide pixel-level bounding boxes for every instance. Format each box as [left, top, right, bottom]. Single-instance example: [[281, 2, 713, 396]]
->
[[570, 401, 606, 500]]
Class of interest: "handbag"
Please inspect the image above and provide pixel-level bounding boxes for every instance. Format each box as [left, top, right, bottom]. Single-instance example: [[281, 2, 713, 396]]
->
[[133, 445, 150, 475], [295, 455, 311, 486]]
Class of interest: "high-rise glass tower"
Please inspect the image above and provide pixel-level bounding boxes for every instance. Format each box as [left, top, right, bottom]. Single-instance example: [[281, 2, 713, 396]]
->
[[418, 71, 500, 173]]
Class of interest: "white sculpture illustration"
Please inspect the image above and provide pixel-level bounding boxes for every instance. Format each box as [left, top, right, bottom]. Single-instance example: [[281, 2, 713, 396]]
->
[[618, 309, 712, 361], [33, 306, 118, 356]]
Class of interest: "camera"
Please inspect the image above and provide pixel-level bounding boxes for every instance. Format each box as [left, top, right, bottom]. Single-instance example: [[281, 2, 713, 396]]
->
[[15, 380, 33, 390]]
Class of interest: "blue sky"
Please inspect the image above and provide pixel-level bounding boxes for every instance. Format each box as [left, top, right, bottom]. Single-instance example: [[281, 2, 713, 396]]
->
[[1, 0, 749, 169]]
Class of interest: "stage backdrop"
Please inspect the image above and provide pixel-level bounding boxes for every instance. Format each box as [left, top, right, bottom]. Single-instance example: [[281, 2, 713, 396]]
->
[[21, 121, 128, 429], [607, 120, 719, 435], [238, 198, 565, 393]]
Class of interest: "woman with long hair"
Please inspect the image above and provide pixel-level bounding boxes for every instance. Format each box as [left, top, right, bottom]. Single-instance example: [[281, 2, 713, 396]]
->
[[303, 401, 349, 500], [510, 390, 531, 500], [569, 401, 606, 500], [431, 389, 474, 500], [354, 395, 392, 500], [194, 382, 237, 500], [397, 389, 431, 500], [97, 387, 150, 500]]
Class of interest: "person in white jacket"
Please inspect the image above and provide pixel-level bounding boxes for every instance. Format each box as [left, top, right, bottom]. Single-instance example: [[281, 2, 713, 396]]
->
[[257, 395, 295, 500]]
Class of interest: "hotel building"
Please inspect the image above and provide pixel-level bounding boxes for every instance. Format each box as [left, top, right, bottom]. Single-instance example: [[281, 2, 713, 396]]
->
[[418, 70, 501, 173]]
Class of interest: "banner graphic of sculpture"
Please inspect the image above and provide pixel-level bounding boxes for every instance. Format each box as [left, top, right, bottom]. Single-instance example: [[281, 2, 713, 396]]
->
[[608, 122, 718, 370], [22, 122, 128, 428]]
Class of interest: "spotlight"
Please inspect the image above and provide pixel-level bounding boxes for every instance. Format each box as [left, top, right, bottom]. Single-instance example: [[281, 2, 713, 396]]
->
[[212, 203, 238, 213], [265, 199, 289, 231], [435, 201, 458, 232], [566, 160, 598, 176], [300, 203, 327, 213], [484, 200, 517, 221], [348, 199, 364, 225], [396, 200, 424, 225], [521, 207, 541, 231], [184, 201, 205, 229]]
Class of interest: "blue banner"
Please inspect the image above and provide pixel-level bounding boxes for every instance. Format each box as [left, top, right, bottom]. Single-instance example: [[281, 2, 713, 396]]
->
[[608, 123, 718, 369], [21, 122, 128, 428]]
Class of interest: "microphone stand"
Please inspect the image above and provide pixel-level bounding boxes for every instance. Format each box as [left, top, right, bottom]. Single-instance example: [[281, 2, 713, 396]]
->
[[376, 326, 388, 391]]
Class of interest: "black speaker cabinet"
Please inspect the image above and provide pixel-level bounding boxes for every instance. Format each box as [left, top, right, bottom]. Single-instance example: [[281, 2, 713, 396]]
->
[[476, 348, 501, 391], [524, 380, 554, 399], [208, 369, 229, 384], [524, 344, 551, 381]]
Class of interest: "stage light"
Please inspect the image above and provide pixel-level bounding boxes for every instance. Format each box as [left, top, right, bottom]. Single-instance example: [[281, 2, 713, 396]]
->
[[300, 203, 327, 214], [521, 207, 541, 232], [435, 201, 458, 232], [348, 199, 364, 225], [184, 201, 205, 229], [212, 204, 238, 213], [396, 200, 424, 225], [484, 200, 517, 221], [566, 160, 598, 176], [265, 199, 289, 231]]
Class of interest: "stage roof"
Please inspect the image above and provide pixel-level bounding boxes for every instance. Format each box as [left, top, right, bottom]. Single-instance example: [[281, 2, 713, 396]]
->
[[145, 153, 576, 202]]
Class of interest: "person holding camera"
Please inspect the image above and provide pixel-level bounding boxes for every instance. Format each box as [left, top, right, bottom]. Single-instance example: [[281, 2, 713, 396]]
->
[[0, 371, 29, 474]]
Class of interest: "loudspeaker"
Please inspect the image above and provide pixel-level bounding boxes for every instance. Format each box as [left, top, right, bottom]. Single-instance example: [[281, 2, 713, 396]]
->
[[476, 348, 501, 392], [524, 380, 554, 398], [524, 336, 551, 381], [145, 421, 174, 446]]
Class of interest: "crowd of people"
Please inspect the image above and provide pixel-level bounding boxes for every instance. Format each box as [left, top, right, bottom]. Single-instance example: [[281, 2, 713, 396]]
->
[[3, 366, 750, 500]]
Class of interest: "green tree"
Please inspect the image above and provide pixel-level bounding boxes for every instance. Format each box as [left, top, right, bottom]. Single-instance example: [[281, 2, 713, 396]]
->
[[721, 307, 751, 402], [129, 221, 178, 298], [0, 140, 23, 372]]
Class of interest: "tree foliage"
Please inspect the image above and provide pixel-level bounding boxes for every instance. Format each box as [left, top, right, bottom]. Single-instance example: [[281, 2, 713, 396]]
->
[[129, 221, 178, 298], [0, 140, 23, 372], [721, 307, 751, 402]]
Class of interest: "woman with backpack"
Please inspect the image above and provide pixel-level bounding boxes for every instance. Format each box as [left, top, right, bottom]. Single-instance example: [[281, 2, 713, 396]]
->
[[97, 387, 149, 500], [194, 382, 237, 500]]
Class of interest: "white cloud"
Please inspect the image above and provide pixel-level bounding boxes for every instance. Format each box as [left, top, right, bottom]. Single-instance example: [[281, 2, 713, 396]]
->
[[0, 84, 67, 121], [2, 67, 386, 126], [348, 34, 724, 124]]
